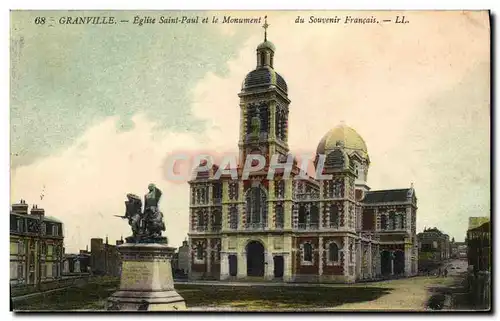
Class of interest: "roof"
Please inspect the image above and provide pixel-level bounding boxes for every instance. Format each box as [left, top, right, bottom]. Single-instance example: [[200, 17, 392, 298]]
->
[[362, 188, 412, 204], [316, 124, 369, 161], [11, 211, 63, 223], [468, 221, 490, 233]]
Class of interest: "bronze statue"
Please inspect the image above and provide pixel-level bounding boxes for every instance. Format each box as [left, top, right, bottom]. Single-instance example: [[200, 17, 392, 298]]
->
[[116, 183, 167, 243]]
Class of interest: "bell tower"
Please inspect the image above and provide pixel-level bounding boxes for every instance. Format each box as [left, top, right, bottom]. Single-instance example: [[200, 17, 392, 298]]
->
[[238, 16, 291, 168]]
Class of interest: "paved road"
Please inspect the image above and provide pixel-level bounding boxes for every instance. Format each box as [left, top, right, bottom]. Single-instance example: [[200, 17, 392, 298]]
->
[[187, 275, 458, 311]]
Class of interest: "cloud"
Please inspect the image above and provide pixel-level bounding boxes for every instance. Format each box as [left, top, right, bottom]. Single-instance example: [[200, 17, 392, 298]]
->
[[11, 11, 490, 252]]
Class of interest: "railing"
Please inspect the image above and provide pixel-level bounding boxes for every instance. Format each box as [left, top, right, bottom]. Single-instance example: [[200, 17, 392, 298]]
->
[[328, 222, 340, 229], [275, 222, 284, 229], [212, 198, 222, 205], [195, 226, 208, 232], [211, 225, 222, 232], [296, 223, 319, 230], [245, 223, 266, 230], [228, 223, 238, 230]]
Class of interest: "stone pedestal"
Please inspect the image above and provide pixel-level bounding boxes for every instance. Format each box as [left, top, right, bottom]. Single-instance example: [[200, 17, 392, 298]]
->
[[107, 243, 186, 311]]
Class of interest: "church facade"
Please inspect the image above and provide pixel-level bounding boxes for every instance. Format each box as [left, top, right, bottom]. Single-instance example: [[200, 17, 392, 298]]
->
[[187, 30, 418, 283]]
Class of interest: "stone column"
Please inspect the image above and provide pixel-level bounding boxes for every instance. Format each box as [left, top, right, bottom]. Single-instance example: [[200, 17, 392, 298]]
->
[[318, 237, 323, 276], [406, 206, 412, 233], [390, 251, 394, 276], [404, 242, 411, 276], [268, 181, 275, 229], [222, 182, 229, 230], [237, 251, 247, 279], [206, 245, 211, 276], [265, 252, 274, 280], [220, 252, 229, 280], [376, 245, 381, 276], [343, 236, 349, 277], [238, 181, 245, 230], [356, 240, 362, 278], [367, 242, 373, 278], [283, 253, 292, 282]]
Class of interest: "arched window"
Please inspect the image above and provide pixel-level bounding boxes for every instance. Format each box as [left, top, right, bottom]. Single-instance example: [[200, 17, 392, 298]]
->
[[328, 243, 339, 262], [298, 205, 307, 229], [395, 214, 402, 230], [245, 187, 267, 226], [389, 212, 396, 230], [329, 205, 339, 228], [275, 204, 284, 228], [196, 244, 204, 261], [380, 215, 388, 230], [275, 180, 285, 198], [197, 211, 206, 230], [229, 207, 238, 229], [212, 210, 222, 231], [310, 205, 319, 229], [303, 243, 313, 262]]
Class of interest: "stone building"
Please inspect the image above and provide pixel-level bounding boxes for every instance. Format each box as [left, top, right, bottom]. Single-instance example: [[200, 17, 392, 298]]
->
[[90, 237, 123, 276], [10, 200, 64, 285], [187, 27, 418, 283], [63, 249, 91, 274]]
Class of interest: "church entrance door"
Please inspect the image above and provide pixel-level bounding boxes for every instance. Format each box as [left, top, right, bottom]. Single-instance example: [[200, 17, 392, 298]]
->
[[228, 255, 237, 277], [246, 241, 265, 277], [381, 250, 392, 275], [394, 250, 405, 275], [274, 256, 284, 278]]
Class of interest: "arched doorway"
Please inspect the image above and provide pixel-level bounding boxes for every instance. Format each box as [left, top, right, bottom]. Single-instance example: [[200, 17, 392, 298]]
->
[[394, 250, 405, 275], [274, 256, 284, 278], [246, 241, 265, 277], [228, 255, 237, 277], [380, 250, 392, 275]]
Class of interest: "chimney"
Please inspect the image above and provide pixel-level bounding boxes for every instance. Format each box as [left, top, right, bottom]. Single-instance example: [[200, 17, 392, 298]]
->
[[30, 204, 45, 217], [12, 199, 29, 215]]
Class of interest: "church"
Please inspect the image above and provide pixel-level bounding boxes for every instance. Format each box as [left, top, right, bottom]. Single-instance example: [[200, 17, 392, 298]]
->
[[187, 23, 418, 283]]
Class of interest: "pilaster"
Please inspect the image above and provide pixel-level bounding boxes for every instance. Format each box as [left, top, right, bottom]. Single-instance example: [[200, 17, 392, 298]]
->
[[318, 237, 323, 276], [220, 252, 229, 280], [268, 180, 275, 228], [265, 251, 274, 280]]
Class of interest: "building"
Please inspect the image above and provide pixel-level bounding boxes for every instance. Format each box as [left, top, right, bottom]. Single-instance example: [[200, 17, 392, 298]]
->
[[63, 248, 91, 275], [177, 240, 190, 274], [467, 221, 490, 273], [90, 237, 123, 276], [417, 227, 450, 272], [450, 238, 467, 259], [187, 25, 418, 283], [10, 200, 64, 286], [468, 217, 490, 231]]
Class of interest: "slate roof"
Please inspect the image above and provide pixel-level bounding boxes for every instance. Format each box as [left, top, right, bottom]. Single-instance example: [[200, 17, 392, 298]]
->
[[362, 188, 412, 204]]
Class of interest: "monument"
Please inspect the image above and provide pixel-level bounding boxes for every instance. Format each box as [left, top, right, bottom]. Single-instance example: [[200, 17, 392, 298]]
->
[[107, 184, 186, 311]]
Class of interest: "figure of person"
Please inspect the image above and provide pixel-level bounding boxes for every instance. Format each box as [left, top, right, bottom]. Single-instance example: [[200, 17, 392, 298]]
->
[[145, 183, 162, 213], [144, 184, 165, 237], [250, 108, 261, 138], [444, 268, 448, 277]]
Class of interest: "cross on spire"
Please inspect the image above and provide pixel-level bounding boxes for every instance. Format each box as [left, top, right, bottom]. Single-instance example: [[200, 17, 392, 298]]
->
[[262, 15, 269, 41]]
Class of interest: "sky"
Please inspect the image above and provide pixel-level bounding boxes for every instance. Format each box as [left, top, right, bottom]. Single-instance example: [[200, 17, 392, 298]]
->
[[10, 10, 490, 252]]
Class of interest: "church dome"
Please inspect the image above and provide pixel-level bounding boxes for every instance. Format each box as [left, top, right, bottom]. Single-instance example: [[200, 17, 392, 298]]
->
[[257, 40, 276, 51], [242, 67, 288, 94], [316, 123, 369, 161]]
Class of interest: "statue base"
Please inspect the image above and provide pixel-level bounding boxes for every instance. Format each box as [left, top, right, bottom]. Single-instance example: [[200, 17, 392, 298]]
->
[[107, 243, 186, 311], [125, 236, 168, 244]]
